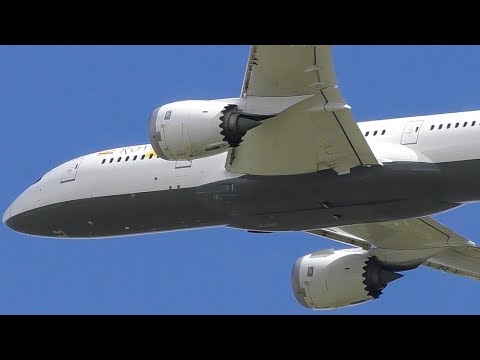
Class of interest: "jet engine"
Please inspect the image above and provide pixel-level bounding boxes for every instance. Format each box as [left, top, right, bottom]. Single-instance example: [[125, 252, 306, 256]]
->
[[149, 100, 272, 161], [291, 248, 403, 310]]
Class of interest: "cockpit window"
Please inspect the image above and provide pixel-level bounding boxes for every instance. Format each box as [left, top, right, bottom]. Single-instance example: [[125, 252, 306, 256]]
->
[[33, 176, 43, 185]]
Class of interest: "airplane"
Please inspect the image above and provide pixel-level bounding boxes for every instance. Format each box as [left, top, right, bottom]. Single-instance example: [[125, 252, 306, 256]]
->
[[3, 45, 480, 310]]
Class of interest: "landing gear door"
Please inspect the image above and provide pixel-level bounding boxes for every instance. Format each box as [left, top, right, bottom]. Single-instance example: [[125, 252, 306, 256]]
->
[[60, 157, 84, 183], [401, 120, 423, 145]]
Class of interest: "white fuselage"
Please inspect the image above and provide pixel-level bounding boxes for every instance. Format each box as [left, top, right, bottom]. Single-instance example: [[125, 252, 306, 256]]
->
[[5, 108, 480, 237]]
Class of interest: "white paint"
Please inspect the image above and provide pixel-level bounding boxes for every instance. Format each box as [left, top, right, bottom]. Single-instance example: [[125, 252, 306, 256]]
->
[[401, 120, 424, 145], [295, 248, 374, 310], [60, 157, 84, 183], [7, 146, 241, 219], [152, 100, 233, 161], [359, 110, 480, 163]]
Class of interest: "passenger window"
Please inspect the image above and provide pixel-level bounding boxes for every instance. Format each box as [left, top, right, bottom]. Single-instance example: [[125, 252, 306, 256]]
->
[[117, 157, 121, 162], [439, 124, 443, 129], [373, 131, 378, 136], [141, 155, 145, 160], [125, 156, 130, 161], [381, 130, 386, 135], [365, 131, 369, 136], [472, 121, 476, 126], [447, 124, 451, 129], [101, 159, 106, 164], [455, 123, 459, 128], [149, 154, 154, 159], [133, 155, 137, 161], [430, 125, 434, 130], [464, 122, 468, 127], [109, 158, 113, 163]]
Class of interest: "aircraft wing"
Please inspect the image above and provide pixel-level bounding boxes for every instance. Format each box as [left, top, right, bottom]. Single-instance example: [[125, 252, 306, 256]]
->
[[424, 247, 480, 280], [227, 45, 379, 176], [240, 45, 336, 97], [306, 217, 480, 280]]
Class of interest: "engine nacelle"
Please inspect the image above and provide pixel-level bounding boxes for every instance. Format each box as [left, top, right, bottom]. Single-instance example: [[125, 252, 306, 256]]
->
[[291, 248, 403, 310], [149, 100, 267, 161]]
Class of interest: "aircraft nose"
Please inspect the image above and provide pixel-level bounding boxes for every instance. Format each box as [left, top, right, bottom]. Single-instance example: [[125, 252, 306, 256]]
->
[[3, 203, 12, 224], [3, 198, 50, 236], [3, 188, 67, 237], [3, 190, 47, 236], [3, 198, 23, 233]]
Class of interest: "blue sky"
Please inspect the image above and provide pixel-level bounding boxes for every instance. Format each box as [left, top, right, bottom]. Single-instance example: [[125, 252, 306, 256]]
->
[[1, 45, 480, 314]]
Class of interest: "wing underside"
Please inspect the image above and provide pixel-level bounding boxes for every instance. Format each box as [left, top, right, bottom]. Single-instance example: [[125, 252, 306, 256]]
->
[[227, 45, 379, 176], [306, 217, 480, 280], [424, 246, 480, 280], [241, 45, 336, 97]]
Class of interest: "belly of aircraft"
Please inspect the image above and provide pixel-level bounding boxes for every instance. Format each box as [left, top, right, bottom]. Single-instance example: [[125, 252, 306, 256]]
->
[[7, 161, 475, 238]]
